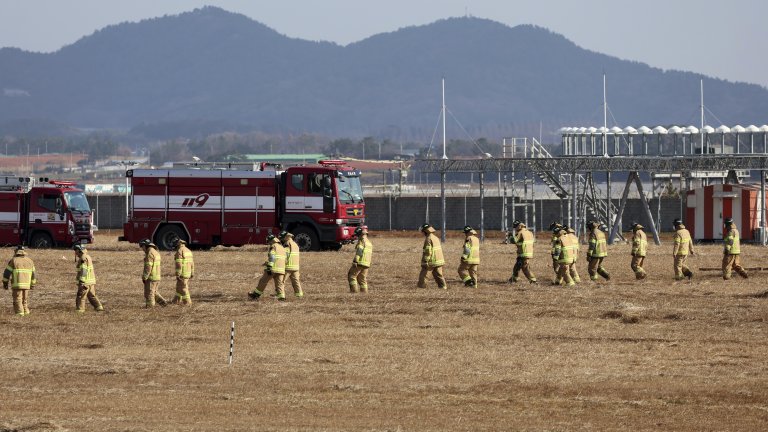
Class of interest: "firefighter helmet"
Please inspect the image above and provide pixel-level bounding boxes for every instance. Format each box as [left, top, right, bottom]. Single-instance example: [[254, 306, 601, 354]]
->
[[139, 239, 151, 248], [673, 218, 683, 228], [724, 217, 734, 226], [354, 225, 368, 236]]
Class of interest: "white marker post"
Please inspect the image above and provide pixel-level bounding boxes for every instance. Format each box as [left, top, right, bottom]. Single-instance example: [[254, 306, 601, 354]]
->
[[229, 321, 235, 366]]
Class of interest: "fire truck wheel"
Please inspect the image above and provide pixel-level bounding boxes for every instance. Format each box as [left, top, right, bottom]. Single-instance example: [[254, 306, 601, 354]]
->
[[293, 226, 320, 252], [155, 225, 188, 251], [30, 232, 53, 249]]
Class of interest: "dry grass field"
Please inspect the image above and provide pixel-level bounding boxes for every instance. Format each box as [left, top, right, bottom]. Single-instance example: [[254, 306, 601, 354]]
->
[[1, 230, 767, 431]]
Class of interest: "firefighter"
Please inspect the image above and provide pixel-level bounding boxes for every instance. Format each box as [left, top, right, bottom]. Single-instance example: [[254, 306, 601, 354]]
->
[[171, 238, 194, 305], [73, 243, 104, 312], [2, 245, 36, 316], [509, 220, 537, 284], [722, 217, 748, 280], [280, 231, 304, 298], [458, 225, 479, 287], [553, 227, 577, 286], [630, 223, 648, 280], [587, 221, 610, 281], [140, 238, 167, 308], [248, 233, 286, 301], [563, 225, 581, 283], [549, 222, 563, 279], [672, 218, 695, 280], [348, 225, 372, 293], [418, 224, 446, 289]]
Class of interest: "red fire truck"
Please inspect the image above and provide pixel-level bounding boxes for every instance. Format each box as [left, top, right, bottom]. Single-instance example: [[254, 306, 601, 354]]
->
[[120, 160, 366, 251], [0, 177, 94, 248]]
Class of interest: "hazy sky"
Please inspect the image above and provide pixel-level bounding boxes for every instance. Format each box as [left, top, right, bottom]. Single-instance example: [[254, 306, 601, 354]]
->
[[2, 0, 767, 88]]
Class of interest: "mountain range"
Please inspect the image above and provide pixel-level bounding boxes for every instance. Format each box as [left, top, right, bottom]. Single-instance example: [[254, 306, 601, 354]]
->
[[1, 6, 767, 142]]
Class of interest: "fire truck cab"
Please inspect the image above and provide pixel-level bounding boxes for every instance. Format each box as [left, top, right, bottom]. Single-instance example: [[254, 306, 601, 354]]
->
[[121, 160, 365, 251], [0, 177, 94, 248]]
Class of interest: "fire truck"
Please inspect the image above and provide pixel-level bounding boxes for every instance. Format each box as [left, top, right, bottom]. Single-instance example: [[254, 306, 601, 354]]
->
[[0, 177, 94, 248], [120, 160, 366, 251]]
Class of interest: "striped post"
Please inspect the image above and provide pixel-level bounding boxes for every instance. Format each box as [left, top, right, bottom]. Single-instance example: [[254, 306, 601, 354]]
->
[[229, 321, 235, 366]]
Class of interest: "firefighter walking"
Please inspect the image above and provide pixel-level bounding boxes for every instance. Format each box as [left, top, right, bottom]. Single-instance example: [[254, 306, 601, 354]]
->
[[722, 217, 748, 280], [172, 238, 194, 305], [630, 223, 648, 280], [549, 222, 563, 280], [587, 221, 610, 281], [280, 231, 304, 298], [418, 224, 446, 289], [510, 220, 537, 284], [552, 226, 577, 286], [348, 226, 372, 293], [73, 244, 104, 312], [249, 233, 286, 301], [3, 246, 36, 316], [672, 218, 695, 280], [564, 225, 581, 283], [140, 239, 167, 307], [458, 225, 479, 287]]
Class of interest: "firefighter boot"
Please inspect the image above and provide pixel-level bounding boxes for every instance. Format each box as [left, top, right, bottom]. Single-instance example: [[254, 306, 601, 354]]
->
[[248, 289, 263, 300], [598, 267, 611, 281]]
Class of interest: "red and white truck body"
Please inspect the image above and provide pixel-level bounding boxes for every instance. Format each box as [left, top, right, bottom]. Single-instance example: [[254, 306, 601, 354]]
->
[[0, 177, 94, 248], [120, 161, 366, 250]]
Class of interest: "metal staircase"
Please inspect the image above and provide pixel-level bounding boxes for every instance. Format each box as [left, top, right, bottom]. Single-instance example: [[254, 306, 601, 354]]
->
[[529, 139, 621, 226]]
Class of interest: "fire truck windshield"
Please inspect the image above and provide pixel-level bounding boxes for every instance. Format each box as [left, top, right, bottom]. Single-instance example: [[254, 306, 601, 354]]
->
[[337, 174, 363, 204], [64, 191, 91, 212]]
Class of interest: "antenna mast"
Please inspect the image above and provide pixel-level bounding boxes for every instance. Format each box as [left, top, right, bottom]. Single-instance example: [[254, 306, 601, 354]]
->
[[442, 77, 447, 159]]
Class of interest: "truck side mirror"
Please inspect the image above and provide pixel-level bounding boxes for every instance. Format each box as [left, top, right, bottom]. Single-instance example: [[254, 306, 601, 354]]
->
[[55, 198, 64, 215], [323, 187, 332, 199]]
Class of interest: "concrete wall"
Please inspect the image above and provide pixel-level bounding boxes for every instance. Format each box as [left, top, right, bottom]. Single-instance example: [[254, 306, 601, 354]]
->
[[89, 194, 684, 233]]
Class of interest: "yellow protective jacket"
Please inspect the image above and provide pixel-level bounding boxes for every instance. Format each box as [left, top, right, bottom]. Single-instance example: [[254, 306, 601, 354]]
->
[[724, 227, 741, 255], [632, 229, 647, 257], [284, 238, 301, 271], [673, 226, 694, 256], [461, 234, 480, 264], [174, 245, 194, 279], [143, 246, 162, 281], [588, 229, 607, 258], [265, 240, 286, 275], [76, 252, 96, 285], [515, 227, 535, 258], [3, 251, 36, 290], [558, 232, 577, 264], [353, 235, 373, 268], [422, 232, 445, 267]]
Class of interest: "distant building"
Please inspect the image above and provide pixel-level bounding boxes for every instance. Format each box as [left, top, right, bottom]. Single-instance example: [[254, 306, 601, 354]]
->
[[226, 154, 328, 165]]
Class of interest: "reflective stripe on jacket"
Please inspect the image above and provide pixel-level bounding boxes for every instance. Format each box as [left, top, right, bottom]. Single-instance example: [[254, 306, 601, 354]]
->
[[3, 255, 36, 290], [284, 239, 300, 271], [354, 236, 373, 267], [724, 228, 741, 255], [588, 229, 607, 258], [77, 253, 96, 285], [174, 245, 194, 278], [558, 233, 577, 264], [673, 227, 693, 256], [266, 243, 286, 275], [143, 247, 162, 281], [422, 233, 445, 267], [632, 230, 647, 257], [461, 235, 480, 264], [515, 228, 535, 258]]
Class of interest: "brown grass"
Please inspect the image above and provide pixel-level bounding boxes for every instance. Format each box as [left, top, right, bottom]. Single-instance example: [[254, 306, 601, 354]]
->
[[0, 231, 767, 431]]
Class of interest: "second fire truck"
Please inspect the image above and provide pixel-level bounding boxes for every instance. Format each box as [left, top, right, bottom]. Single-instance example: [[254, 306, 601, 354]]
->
[[120, 160, 365, 251], [0, 177, 94, 247]]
